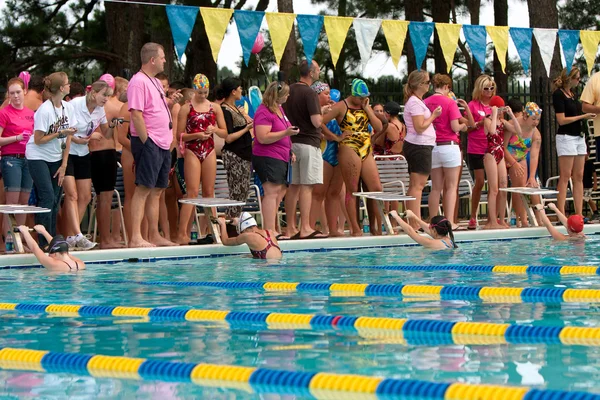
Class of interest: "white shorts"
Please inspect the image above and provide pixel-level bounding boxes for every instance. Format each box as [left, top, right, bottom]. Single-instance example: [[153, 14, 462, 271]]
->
[[556, 134, 587, 157], [291, 143, 323, 185], [431, 144, 462, 169]]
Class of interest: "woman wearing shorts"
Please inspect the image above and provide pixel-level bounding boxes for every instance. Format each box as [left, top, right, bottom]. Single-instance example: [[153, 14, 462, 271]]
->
[[63, 80, 117, 250], [552, 67, 595, 215], [424, 74, 473, 229], [0, 77, 34, 226], [466, 75, 495, 229], [253, 81, 299, 234], [403, 70, 441, 228]]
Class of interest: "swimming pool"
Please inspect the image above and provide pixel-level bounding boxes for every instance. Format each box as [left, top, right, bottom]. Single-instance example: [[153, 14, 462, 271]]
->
[[1, 236, 600, 398]]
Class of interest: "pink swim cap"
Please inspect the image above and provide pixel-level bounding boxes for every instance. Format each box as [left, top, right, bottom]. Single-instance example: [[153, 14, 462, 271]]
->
[[99, 74, 116, 90]]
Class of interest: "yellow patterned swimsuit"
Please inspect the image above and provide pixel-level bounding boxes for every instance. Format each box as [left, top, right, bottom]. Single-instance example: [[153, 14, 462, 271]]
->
[[339, 100, 371, 160]]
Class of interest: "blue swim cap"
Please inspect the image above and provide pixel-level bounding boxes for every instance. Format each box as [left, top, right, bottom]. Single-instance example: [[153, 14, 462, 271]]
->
[[330, 88, 341, 103], [351, 79, 370, 97]]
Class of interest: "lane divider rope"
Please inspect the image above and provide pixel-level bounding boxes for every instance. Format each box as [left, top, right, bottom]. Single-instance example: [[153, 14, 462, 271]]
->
[[2, 302, 600, 346], [90, 279, 600, 304], [0, 346, 596, 400]]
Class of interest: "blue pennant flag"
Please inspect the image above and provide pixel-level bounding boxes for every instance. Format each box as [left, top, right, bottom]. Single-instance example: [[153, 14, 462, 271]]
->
[[463, 25, 487, 70], [166, 5, 198, 61], [234, 10, 265, 66], [558, 30, 580, 73], [509, 27, 533, 75], [296, 14, 324, 64], [408, 22, 434, 69]]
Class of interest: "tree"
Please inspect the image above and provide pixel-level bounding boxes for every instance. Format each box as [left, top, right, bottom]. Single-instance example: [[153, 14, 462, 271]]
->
[[405, 0, 425, 71], [104, 1, 145, 77], [431, 0, 451, 73], [492, 0, 508, 95], [277, 0, 297, 80]]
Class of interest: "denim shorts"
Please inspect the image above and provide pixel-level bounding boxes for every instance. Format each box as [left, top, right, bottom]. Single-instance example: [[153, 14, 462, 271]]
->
[[1, 155, 33, 192]]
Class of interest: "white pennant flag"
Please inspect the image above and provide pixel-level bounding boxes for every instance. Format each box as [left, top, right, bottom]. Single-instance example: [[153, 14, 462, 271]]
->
[[353, 18, 382, 71], [533, 28, 558, 77]]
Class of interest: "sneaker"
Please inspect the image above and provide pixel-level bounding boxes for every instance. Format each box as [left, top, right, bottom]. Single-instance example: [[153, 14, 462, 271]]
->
[[66, 236, 78, 250], [75, 235, 97, 251], [467, 218, 477, 230], [591, 213, 600, 223]]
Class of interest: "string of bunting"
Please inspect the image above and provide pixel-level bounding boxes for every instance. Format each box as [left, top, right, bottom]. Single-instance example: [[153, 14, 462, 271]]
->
[[164, 5, 598, 75]]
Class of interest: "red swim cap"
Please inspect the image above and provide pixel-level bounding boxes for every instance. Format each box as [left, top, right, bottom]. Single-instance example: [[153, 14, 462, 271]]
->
[[490, 95, 505, 108], [567, 215, 584, 233]]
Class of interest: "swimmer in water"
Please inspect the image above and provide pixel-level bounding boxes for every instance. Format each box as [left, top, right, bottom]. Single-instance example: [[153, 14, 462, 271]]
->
[[217, 212, 283, 259], [389, 210, 458, 250], [18, 225, 86, 271], [535, 203, 586, 241]]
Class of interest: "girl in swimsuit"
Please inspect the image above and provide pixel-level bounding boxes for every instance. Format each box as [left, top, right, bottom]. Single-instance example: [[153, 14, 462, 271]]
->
[[389, 210, 457, 250], [175, 74, 227, 245], [505, 102, 543, 227], [322, 79, 384, 236], [217, 213, 282, 260], [18, 225, 85, 271], [483, 96, 521, 229]]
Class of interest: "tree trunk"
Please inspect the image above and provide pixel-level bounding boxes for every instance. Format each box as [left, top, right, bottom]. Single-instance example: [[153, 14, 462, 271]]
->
[[149, 7, 177, 79], [277, 0, 297, 81], [431, 0, 451, 73], [184, 0, 218, 87], [467, 0, 481, 94], [493, 0, 508, 95], [405, 0, 424, 72], [105, 2, 146, 77], [332, 0, 348, 89], [527, 0, 561, 181]]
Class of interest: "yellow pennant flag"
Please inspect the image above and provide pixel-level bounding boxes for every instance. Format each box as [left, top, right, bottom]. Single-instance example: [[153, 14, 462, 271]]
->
[[200, 7, 233, 63], [435, 23, 462, 73], [266, 12, 297, 66], [580, 31, 600, 74], [381, 20, 409, 68], [324, 16, 354, 68], [487, 26, 510, 73]]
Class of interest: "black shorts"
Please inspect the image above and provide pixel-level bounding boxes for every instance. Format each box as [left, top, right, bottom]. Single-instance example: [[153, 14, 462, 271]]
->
[[467, 153, 485, 171], [253, 155, 289, 185], [91, 149, 117, 193], [112, 152, 125, 208], [131, 136, 171, 189], [596, 137, 600, 162], [65, 153, 92, 179], [403, 141, 433, 175]]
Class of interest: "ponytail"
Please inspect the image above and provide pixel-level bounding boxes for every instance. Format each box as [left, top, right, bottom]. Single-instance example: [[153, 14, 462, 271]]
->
[[430, 215, 458, 248]]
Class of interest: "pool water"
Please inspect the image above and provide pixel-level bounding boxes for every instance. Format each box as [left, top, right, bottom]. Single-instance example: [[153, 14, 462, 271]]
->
[[1, 237, 600, 398]]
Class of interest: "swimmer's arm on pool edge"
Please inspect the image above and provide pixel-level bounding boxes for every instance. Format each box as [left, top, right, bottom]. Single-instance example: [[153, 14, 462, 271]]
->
[[216, 218, 246, 247], [17, 226, 69, 270], [389, 211, 442, 249], [534, 206, 567, 241]]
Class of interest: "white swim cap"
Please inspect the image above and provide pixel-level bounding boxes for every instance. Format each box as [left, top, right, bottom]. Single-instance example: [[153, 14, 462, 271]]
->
[[238, 212, 257, 233]]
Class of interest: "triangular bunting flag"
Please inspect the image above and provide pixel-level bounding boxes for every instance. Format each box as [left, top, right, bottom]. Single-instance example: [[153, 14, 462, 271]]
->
[[533, 28, 558, 77], [409, 22, 434, 69], [580, 30, 600, 73], [323, 16, 354, 68], [509, 27, 533, 75], [166, 5, 198, 61], [558, 30, 580, 73], [200, 7, 233, 63], [487, 26, 509, 73], [381, 20, 409, 69], [266, 12, 297, 66], [353, 18, 382, 71], [462, 25, 487, 70], [296, 14, 324, 64], [233, 9, 265, 66], [435, 23, 462, 73]]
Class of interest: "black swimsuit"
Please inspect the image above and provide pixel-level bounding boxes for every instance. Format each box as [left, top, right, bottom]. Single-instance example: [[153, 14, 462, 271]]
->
[[62, 260, 80, 271]]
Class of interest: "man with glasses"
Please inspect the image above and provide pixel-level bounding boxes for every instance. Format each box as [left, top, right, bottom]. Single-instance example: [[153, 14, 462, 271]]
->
[[282, 60, 329, 239]]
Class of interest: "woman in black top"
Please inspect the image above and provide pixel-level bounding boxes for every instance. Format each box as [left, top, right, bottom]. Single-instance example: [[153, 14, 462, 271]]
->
[[552, 67, 596, 216], [218, 78, 254, 218]]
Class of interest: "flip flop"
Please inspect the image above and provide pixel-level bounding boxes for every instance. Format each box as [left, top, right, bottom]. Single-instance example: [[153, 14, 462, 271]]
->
[[290, 232, 301, 240], [299, 230, 328, 240], [276, 234, 291, 240]]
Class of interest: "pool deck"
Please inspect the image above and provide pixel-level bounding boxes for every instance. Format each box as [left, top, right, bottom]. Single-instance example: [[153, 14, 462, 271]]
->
[[1, 224, 599, 268]]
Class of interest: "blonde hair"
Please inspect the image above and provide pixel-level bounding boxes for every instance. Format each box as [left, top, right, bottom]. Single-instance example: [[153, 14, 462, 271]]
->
[[179, 88, 195, 105], [262, 81, 289, 114], [472, 75, 496, 101], [43, 72, 68, 95], [403, 70, 429, 104], [553, 67, 580, 90], [432, 73, 452, 89], [86, 80, 113, 103]]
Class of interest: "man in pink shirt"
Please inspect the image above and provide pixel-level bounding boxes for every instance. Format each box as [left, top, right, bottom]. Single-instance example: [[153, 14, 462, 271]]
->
[[128, 42, 177, 248]]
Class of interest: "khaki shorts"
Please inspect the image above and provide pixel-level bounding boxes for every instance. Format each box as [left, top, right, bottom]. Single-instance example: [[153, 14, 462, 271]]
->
[[291, 143, 323, 185]]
